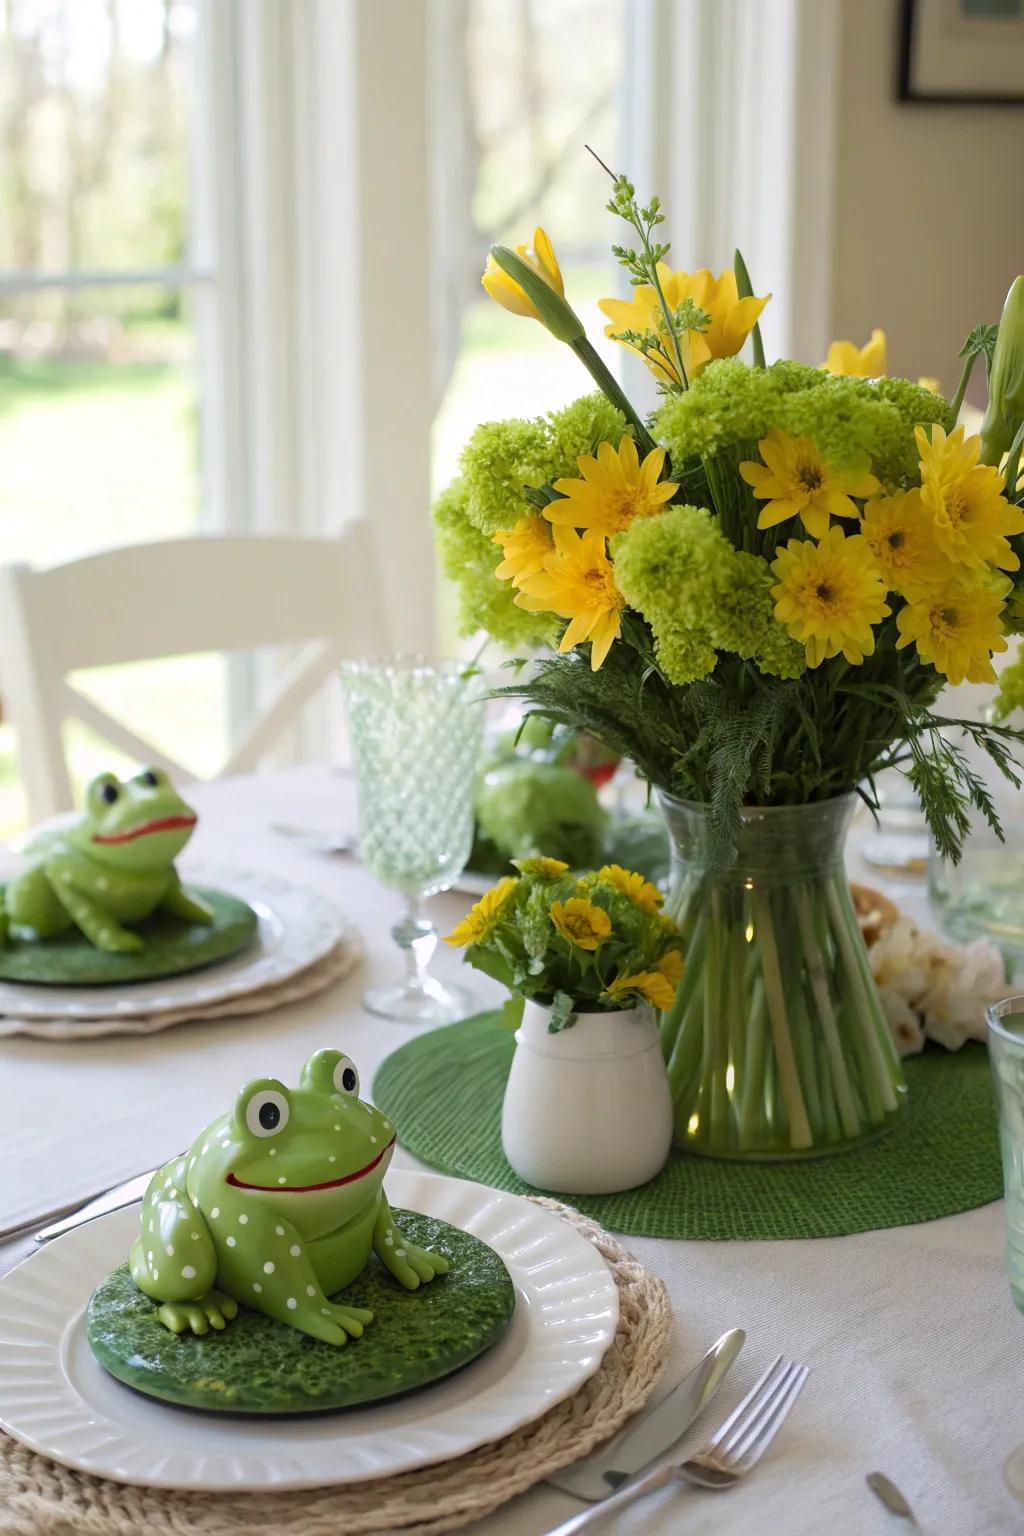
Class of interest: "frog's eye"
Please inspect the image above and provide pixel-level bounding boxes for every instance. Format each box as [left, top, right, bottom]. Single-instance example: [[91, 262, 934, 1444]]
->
[[245, 1089, 290, 1137], [99, 782, 119, 805], [333, 1056, 359, 1097], [300, 1048, 360, 1097], [135, 767, 162, 789]]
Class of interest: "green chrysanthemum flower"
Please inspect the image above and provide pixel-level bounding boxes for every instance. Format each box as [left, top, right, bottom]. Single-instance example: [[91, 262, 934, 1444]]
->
[[459, 418, 553, 535], [614, 505, 803, 682], [993, 643, 1024, 722], [655, 359, 952, 489], [433, 477, 554, 648], [654, 627, 718, 686], [544, 394, 630, 480]]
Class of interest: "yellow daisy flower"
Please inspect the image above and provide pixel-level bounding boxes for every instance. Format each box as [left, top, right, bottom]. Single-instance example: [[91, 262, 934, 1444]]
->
[[603, 968, 677, 1011], [896, 577, 1008, 686], [546, 435, 678, 536], [513, 857, 569, 878], [549, 897, 611, 951], [656, 949, 684, 987], [596, 863, 663, 915], [859, 490, 955, 599], [915, 423, 1024, 573], [481, 227, 563, 321], [515, 525, 625, 671], [598, 265, 770, 387], [492, 517, 552, 585], [770, 528, 891, 668], [444, 877, 518, 947], [820, 328, 887, 378], [740, 428, 880, 540]]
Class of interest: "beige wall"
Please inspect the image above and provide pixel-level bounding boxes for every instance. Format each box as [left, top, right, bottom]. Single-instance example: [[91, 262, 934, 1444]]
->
[[831, 0, 1023, 399]]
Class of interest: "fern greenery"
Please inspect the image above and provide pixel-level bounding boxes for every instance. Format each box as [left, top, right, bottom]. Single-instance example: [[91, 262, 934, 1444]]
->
[[500, 615, 1024, 867]]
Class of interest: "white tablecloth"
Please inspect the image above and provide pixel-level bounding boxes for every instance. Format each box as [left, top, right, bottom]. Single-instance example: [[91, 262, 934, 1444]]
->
[[2, 768, 1021, 1535]]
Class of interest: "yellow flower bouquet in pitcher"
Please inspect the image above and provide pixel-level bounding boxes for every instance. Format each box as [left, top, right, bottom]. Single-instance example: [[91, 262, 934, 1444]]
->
[[434, 166, 1024, 1161]]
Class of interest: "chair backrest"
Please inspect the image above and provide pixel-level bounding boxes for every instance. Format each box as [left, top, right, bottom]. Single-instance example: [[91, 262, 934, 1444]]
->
[[0, 526, 388, 820]]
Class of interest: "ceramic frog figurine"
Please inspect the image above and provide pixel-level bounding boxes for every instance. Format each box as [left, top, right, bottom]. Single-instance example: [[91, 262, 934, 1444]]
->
[[0, 768, 212, 953], [129, 1049, 449, 1345]]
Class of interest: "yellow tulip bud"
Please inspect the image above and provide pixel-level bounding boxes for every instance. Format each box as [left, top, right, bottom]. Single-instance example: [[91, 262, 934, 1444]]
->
[[482, 230, 584, 344], [981, 276, 1024, 466]]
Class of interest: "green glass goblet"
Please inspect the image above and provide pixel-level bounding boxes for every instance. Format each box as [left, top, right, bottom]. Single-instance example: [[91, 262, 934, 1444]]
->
[[339, 657, 484, 1024], [987, 995, 1024, 1504]]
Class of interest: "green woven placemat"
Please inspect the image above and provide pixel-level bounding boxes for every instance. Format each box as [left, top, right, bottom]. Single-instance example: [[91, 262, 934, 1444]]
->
[[373, 1012, 1003, 1241], [0, 886, 257, 985]]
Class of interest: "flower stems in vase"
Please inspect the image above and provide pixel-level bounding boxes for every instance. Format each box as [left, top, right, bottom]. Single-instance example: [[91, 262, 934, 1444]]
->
[[660, 794, 907, 1160]]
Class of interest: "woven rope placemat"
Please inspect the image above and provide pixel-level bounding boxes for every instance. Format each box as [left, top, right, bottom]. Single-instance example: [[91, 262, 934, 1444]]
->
[[0, 937, 363, 1041], [373, 1012, 1003, 1242], [0, 1201, 670, 1536]]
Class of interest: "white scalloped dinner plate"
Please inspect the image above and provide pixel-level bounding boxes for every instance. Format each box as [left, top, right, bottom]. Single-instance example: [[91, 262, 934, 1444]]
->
[[0, 1169, 617, 1491], [0, 862, 349, 1021]]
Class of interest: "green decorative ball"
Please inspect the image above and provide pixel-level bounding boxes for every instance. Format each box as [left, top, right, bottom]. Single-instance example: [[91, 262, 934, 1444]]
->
[[86, 1211, 516, 1414], [0, 886, 257, 985]]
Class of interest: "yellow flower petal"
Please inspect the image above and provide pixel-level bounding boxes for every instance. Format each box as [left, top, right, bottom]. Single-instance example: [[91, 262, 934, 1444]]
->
[[514, 526, 624, 670], [546, 434, 677, 537], [770, 527, 890, 669], [604, 968, 677, 1011], [492, 517, 553, 584], [821, 328, 887, 378], [896, 577, 1007, 686], [480, 226, 564, 321], [596, 864, 663, 914], [599, 266, 770, 387], [742, 428, 878, 540], [444, 877, 518, 946], [549, 897, 612, 951]]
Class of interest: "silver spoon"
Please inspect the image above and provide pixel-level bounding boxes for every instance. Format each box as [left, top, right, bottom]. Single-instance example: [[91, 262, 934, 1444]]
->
[[867, 1471, 920, 1527], [270, 823, 357, 856]]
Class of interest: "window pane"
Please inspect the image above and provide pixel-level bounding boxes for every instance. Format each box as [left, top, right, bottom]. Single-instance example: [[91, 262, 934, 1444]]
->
[[433, 0, 626, 493], [0, 0, 198, 276], [0, 285, 201, 561], [0, 282, 206, 833]]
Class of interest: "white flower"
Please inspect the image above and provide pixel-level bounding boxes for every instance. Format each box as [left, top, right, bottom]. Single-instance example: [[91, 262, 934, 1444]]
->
[[868, 911, 1007, 1054], [878, 987, 926, 1058], [870, 918, 932, 1006], [920, 937, 1007, 1051]]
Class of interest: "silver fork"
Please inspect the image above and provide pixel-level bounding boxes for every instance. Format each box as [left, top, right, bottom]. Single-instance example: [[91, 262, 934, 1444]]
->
[[547, 1354, 809, 1534]]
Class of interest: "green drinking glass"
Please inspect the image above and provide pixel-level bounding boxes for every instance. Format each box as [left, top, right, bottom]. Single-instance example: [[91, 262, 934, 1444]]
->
[[339, 657, 484, 1024], [986, 995, 1024, 1504]]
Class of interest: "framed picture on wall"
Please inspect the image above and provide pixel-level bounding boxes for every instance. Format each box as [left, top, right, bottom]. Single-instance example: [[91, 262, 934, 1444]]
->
[[899, 0, 1024, 102]]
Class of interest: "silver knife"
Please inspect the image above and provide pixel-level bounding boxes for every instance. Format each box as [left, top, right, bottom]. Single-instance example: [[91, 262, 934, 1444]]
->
[[34, 1167, 158, 1243], [547, 1327, 745, 1501]]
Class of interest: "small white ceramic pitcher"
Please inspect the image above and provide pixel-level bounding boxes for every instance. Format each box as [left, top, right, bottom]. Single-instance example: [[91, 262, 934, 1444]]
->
[[500, 999, 674, 1194]]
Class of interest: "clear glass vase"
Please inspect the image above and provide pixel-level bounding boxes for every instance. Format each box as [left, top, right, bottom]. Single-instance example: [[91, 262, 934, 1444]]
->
[[659, 793, 908, 1160]]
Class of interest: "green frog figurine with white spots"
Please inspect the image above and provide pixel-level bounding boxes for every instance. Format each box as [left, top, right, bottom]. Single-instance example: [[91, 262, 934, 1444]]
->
[[130, 1050, 449, 1345], [0, 767, 212, 953]]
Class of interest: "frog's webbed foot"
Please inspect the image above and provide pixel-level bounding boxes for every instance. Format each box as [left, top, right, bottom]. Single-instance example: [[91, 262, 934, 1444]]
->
[[160, 881, 214, 925], [378, 1225, 450, 1290], [299, 1301, 374, 1347], [157, 1289, 238, 1336], [95, 925, 145, 954]]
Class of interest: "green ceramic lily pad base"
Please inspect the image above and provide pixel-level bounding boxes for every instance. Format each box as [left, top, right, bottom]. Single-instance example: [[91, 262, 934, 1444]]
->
[[86, 1211, 516, 1414], [0, 886, 257, 986]]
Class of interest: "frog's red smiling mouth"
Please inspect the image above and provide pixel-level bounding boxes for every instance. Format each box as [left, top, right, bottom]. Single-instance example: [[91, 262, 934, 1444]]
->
[[225, 1136, 396, 1193], [92, 815, 196, 844]]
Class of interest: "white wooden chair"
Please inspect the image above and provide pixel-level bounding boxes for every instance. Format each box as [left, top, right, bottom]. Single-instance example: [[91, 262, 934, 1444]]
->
[[0, 527, 388, 821]]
